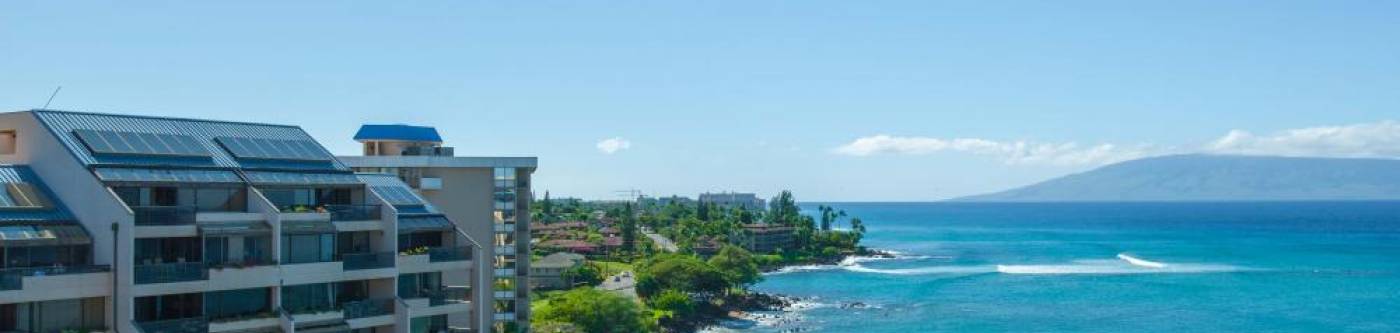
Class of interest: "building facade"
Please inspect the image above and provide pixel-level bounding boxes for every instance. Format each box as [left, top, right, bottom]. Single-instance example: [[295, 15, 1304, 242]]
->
[[339, 125, 534, 333], [697, 192, 765, 211], [0, 110, 497, 333], [735, 224, 796, 254]]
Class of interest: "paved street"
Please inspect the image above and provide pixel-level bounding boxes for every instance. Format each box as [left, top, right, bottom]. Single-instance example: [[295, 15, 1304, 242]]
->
[[643, 228, 679, 252], [597, 272, 638, 299]]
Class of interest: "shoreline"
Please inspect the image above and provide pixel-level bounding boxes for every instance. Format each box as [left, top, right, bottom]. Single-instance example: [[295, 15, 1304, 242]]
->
[[690, 249, 897, 332]]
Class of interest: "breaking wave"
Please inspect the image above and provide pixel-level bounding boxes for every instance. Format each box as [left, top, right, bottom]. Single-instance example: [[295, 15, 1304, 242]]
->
[[774, 251, 1248, 276]]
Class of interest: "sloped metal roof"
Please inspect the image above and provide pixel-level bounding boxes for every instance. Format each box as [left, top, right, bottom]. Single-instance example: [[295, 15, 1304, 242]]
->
[[31, 109, 348, 171], [355, 173, 438, 212]]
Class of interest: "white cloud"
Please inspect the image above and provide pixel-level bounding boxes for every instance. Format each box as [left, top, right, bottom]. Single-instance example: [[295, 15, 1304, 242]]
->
[[833, 120, 1400, 166], [1204, 121, 1400, 158], [595, 137, 632, 154], [831, 135, 1160, 166]]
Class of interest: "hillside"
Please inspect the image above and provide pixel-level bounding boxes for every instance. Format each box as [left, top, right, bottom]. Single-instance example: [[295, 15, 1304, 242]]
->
[[955, 154, 1400, 202]]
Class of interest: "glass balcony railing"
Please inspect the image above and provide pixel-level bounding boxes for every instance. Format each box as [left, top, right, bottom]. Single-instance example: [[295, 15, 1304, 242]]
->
[[325, 204, 382, 221], [0, 265, 111, 290], [135, 262, 208, 284], [133, 206, 198, 226], [134, 317, 209, 333], [426, 287, 471, 306], [342, 299, 394, 319], [342, 252, 395, 270], [427, 246, 472, 262]]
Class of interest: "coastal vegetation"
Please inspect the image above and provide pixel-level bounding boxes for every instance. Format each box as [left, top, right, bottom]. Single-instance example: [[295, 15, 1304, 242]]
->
[[529, 191, 871, 332]]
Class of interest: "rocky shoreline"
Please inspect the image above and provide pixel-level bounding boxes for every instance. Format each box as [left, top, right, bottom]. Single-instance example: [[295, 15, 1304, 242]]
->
[[691, 250, 897, 332]]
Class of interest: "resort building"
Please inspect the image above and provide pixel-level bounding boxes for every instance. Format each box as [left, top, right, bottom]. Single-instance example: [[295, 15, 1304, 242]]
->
[[698, 192, 766, 211], [735, 224, 796, 254], [0, 109, 493, 333], [526, 252, 584, 290], [339, 125, 535, 333]]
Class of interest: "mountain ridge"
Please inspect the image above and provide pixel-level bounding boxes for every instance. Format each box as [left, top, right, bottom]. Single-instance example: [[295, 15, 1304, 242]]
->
[[954, 154, 1400, 202]]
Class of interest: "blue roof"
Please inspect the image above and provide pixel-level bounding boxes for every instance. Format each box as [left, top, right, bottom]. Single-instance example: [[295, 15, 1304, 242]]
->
[[29, 109, 348, 172], [354, 124, 442, 143], [0, 165, 75, 222]]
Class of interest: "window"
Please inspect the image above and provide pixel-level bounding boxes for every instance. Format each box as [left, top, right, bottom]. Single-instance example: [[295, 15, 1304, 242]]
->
[[337, 231, 372, 255], [282, 234, 336, 264], [135, 237, 201, 265], [282, 283, 333, 314], [398, 272, 442, 298], [0, 130, 15, 155], [135, 293, 203, 322], [205, 288, 270, 320]]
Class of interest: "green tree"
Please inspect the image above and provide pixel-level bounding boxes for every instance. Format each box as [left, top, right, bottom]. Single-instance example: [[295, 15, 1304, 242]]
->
[[707, 245, 762, 290], [562, 263, 602, 287], [648, 289, 696, 319], [540, 191, 555, 223], [536, 288, 648, 333], [635, 254, 727, 299]]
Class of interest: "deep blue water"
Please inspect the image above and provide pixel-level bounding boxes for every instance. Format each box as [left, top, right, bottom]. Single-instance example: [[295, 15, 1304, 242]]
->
[[712, 202, 1400, 333]]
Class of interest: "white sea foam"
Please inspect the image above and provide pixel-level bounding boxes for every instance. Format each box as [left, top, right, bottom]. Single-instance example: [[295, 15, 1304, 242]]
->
[[825, 253, 1247, 276], [1117, 253, 1167, 268]]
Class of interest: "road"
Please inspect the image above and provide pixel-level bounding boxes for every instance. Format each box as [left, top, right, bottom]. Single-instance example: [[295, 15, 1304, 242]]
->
[[597, 272, 637, 299], [642, 228, 679, 252]]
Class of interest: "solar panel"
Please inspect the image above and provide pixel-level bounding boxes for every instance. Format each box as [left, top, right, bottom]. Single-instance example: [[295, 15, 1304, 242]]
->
[[0, 183, 51, 210], [94, 168, 243, 183], [214, 137, 331, 161], [244, 171, 362, 185], [372, 186, 423, 206], [73, 129, 212, 158]]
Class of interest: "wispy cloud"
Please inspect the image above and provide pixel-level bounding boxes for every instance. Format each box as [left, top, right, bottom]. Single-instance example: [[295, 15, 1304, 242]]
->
[[596, 137, 632, 154], [1204, 121, 1400, 158], [831, 135, 1160, 166], [833, 120, 1400, 166]]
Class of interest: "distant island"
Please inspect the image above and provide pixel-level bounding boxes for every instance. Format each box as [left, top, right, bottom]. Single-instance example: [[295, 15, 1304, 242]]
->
[[956, 154, 1400, 202]]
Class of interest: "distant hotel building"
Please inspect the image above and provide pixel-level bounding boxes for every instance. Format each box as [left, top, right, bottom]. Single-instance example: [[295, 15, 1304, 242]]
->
[[735, 224, 796, 254], [698, 192, 765, 211], [339, 125, 535, 333], [0, 110, 523, 333]]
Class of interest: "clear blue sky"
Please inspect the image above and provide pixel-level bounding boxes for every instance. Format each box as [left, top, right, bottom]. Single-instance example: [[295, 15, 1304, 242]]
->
[[3, 1, 1398, 201]]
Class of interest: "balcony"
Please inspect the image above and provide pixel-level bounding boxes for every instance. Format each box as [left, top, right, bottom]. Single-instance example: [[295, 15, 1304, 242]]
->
[[494, 223, 514, 233], [493, 291, 515, 300], [428, 246, 471, 262], [492, 313, 516, 322], [135, 262, 208, 284], [135, 317, 209, 333], [493, 268, 515, 277], [495, 246, 516, 256], [426, 287, 470, 306], [326, 204, 381, 221], [342, 299, 394, 320], [342, 252, 395, 270], [133, 206, 197, 226], [0, 265, 111, 290]]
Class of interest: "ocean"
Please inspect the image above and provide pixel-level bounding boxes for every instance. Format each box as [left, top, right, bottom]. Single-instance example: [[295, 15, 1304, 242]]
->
[[706, 202, 1400, 333]]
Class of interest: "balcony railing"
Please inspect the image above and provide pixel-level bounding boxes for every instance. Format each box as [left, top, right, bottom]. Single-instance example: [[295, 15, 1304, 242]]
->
[[134, 317, 209, 333], [493, 291, 515, 299], [426, 287, 471, 307], [493, 268, 515, 277], [493, 223, 514, 233], [326, 204, 382, 221], [133, 206, 198, 226], [342, 252, 395, 270], [135, 262, 208, 284], [0, 265, 111, 290], [428, 246, 472, 262], [342, 299, 394, 319]]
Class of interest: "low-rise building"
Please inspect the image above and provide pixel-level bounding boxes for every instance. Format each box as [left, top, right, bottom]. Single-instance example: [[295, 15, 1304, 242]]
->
[[528, 252, 585, 290], [735, 223, 796, 253]]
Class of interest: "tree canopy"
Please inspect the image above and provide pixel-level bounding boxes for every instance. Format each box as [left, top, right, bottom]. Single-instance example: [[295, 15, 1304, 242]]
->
[[535, 288, 650, 333]]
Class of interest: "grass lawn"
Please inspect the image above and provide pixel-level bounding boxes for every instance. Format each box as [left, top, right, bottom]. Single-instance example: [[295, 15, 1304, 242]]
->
[[591, 260, 635, 276]]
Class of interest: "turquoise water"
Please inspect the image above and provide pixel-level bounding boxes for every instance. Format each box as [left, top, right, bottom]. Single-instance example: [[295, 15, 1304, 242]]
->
[[723, 202, 1400, 333]]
